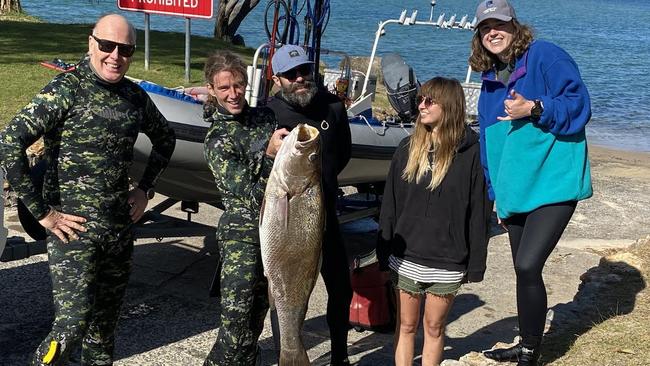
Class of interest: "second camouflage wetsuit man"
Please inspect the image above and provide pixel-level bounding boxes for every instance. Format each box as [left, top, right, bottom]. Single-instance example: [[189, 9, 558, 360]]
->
[[202, 50, 287, 365], [0, 15, 175, 365]]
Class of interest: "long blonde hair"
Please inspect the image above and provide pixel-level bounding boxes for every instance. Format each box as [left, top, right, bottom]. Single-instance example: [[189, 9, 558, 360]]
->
[[402, 77, 466, 190]]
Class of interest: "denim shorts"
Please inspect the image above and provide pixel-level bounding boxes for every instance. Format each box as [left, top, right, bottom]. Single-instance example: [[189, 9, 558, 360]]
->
[[390, 270, 461, 296]]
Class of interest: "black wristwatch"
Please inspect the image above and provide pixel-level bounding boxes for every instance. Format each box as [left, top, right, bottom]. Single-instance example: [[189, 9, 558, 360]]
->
[[530, 99, 544, 123], [139, 184, 155, 200]]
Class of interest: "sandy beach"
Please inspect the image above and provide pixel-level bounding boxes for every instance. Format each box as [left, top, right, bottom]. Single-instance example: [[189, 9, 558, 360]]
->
[[562, 145, 650, 244], [1, 143, 649, 365]]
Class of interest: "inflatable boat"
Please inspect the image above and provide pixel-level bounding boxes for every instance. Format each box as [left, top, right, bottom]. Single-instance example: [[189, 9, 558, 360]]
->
[[129, 80, 413, 204]]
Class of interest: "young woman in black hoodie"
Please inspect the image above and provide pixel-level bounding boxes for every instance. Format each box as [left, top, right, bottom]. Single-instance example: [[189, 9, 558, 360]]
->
[[377, 77, 492, 365]]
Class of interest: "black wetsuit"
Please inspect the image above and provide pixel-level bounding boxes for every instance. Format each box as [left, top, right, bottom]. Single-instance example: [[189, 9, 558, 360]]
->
[[267, 89, 352, 363]]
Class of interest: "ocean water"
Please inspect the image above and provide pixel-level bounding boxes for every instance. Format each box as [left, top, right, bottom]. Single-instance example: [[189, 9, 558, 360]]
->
[[18, 0, 650, 152]]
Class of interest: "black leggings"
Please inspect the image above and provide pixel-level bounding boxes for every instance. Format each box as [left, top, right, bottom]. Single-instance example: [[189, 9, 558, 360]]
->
[[505, 201, 577, 348]]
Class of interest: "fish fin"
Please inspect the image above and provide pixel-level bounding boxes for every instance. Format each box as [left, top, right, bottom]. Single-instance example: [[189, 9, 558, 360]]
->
[[267, 287, 275, 310], [278, 194, 289, 229], [268, 295, 282, 356], [317, 253, 323, 275]]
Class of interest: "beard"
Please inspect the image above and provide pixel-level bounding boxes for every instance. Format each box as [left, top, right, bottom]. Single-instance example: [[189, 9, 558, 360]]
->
[[280, 80, 318, 108]]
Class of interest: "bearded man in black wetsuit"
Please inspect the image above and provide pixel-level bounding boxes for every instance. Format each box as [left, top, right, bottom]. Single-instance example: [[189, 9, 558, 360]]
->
[[266, 44, 352, 366]]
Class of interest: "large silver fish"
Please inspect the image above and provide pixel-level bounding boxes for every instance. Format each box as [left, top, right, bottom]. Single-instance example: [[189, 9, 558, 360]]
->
[[260, 123, 324, 365]]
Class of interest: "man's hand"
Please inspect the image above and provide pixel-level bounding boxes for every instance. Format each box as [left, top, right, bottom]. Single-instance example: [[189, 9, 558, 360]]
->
[[39, 209, 87, 243], [266, 128, 290, 158], [498, 89, 535, 121], [128, 188, 149, 223]]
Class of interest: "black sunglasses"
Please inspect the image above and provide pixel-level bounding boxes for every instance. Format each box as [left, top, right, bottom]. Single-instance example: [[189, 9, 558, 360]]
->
[[279, 64, 313, 81], [91, 35, 136, 57], [416, 95, 435, 107]]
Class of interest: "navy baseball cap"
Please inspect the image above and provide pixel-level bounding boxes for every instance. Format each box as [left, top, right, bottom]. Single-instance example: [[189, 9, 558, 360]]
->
[[475, 0, 516, 25], [272, 45, 314, 75]]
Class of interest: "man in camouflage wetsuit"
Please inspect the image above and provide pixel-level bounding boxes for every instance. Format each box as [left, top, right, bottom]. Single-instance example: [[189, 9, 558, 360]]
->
[[202, 51, 287, 365], [0, 14, 175, 365]]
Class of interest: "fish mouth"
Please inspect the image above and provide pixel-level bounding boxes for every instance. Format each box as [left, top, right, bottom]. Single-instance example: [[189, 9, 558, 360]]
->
[[295, 123, 320, 145]]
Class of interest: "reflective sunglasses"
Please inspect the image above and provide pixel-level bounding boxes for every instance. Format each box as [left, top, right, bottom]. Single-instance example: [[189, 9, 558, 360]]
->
[[416, 95, 435, 107], [91, 35, 136, 57], [279, 64, 313, 81]]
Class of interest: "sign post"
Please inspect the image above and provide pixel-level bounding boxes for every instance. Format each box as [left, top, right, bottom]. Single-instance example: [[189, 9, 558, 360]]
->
[[185, 17, 191, 83], [117, 0, 213, 81], [144, 13, 150, 70]]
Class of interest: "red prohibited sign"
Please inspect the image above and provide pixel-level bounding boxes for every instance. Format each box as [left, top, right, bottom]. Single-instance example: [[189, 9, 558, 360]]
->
[[118, 0, 213, 19]]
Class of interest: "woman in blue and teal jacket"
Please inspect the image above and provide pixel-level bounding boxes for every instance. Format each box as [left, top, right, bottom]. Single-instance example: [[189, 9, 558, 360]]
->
[[468, 1, 592, 365]]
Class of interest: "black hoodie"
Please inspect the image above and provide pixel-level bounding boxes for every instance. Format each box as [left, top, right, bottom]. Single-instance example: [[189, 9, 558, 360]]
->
[[266, 90, 352, 231], [376, 126, 493, 282]]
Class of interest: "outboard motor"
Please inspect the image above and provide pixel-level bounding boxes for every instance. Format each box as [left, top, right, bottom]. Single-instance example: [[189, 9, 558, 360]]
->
[[381, 53, 420, 124]]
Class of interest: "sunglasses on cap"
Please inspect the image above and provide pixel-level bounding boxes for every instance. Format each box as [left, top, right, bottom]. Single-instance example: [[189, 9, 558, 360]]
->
[[416, 95, 436, 107], [91, 35, 136, 57], [278, 64, 313, 81]]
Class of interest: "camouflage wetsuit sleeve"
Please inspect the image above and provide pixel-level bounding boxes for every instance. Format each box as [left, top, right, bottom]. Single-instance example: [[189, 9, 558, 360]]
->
[[136, 95, 176, 190], [0, 73, 76, 219]]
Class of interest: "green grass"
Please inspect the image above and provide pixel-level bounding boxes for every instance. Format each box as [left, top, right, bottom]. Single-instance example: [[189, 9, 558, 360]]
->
[[0, 14, 394, 128], [0, 17, 252, 127], [543, 240, 650, 366], [0, 11, 39, 22], [552, 311, 650, 366]]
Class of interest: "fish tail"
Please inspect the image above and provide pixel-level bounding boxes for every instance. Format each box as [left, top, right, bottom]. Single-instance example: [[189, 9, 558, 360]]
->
[[279, 347, 310, 366]]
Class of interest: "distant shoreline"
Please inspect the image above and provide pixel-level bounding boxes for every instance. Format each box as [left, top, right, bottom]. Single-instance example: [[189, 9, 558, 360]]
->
[[589, 144, 650, 164], [588, 136, 649, 154]]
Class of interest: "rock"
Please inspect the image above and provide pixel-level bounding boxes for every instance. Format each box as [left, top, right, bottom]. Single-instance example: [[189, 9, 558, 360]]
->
[[462, 339, 522, 365], [458, 351, 501, 365], [441, 359, 469, 366]]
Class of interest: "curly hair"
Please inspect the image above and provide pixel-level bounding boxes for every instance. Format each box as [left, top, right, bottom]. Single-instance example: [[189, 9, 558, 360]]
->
[[468, 19, 535, 72], [203, 50, 248, 106]]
